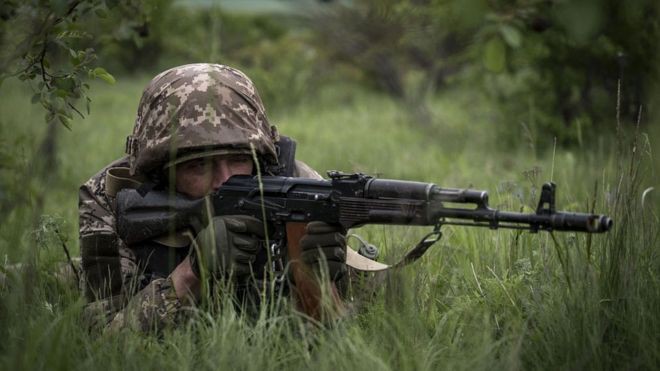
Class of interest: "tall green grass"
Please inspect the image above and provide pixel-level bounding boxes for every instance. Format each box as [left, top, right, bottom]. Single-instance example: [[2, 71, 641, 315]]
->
[[0, 76, 658, 370]]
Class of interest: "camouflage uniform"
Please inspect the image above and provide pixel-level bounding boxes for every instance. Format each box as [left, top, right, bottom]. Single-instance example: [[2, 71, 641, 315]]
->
[[79, 64, 322, 332]]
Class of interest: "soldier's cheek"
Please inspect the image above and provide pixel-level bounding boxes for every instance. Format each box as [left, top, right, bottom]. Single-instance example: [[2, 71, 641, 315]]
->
[[175, 173, 214, 199]]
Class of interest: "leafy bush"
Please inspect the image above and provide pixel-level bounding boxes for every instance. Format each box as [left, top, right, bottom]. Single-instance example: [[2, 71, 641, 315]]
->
[[309, 0, 660, 146], [471, 0, 660, 148]]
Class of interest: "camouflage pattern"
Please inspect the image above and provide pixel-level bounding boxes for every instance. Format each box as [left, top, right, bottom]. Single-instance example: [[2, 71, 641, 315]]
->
[[79, 156, 142, 302], [79, 156, 322, 331], [127, 63, 279, 176], [107, 277, 183, 333], [79, 63, 325, 332], [82, 293, 125, 330]]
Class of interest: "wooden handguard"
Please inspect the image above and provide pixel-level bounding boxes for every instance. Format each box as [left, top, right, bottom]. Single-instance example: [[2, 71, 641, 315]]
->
[[286, 222, 345, 321]]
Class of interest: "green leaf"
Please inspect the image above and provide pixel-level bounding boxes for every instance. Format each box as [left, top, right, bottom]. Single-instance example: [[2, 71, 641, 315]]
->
[[499, 24, 522, 48], [31, 93, 41, 104], [56, 77, 76, 91], [483, 37, 506, 73], [93, 67, 116, 84], [70, 55, 81, 67], [58, 114, 72, 130], [57, 108, 73, 120]]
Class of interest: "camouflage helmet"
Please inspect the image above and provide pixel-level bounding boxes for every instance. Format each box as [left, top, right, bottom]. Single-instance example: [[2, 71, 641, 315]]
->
[[126, 63, 279, 176]]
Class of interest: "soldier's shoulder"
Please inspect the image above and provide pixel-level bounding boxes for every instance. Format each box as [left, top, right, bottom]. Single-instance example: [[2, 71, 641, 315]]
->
[[81, 156, 131, 196], [293, 160, 323, 180]]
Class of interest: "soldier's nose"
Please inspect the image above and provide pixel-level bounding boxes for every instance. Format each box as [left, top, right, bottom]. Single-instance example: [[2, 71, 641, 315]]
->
[[212, 160, 231, 190]]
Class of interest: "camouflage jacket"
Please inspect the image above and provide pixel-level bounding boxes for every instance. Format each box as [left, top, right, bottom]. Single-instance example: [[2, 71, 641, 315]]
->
[[79, 155, 323, 304]]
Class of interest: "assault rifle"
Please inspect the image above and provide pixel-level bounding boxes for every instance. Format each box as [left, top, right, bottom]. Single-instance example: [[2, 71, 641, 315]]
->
[[116, 171, 612, 318], [117, 171, 612, 242]]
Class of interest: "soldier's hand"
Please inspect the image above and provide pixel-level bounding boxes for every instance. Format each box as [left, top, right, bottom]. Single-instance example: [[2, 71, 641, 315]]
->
[[191, 215, 266, 280], [299, 221, 347, 281]]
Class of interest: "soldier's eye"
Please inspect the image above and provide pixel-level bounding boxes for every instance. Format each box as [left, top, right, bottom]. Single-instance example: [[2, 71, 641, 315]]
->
[[228, 154, 252, 165], [181, 159, 208, 174]]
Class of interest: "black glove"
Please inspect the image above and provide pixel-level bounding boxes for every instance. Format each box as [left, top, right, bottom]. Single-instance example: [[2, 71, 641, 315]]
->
[[299, 221, 347, 281], [191, 215, 266, 280]]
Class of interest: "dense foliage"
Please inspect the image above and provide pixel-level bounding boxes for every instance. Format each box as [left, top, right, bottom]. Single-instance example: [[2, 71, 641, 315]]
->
[[3, 0, 658, 143], [311, 0, 660, 146], [0, 0, 131, 128]]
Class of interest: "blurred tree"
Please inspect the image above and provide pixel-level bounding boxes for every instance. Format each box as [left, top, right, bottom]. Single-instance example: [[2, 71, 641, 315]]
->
[[310, 0, 487, 125], [94, 3, 318, 111], [80, 0, 172, 73], [0, 0, 125, 129], [0, 0, 153, 222], [310, 0, 659, 144]]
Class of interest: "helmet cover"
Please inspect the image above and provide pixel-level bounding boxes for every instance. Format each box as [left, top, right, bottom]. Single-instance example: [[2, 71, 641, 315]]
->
[[126, 63, 278, 175]]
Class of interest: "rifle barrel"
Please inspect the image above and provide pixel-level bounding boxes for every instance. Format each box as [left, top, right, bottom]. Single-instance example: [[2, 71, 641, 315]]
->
[[429, 199, 612, 233]]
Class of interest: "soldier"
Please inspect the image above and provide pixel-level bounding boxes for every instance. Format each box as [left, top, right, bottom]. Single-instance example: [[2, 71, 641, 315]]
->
[[79, 63, 348, 332]]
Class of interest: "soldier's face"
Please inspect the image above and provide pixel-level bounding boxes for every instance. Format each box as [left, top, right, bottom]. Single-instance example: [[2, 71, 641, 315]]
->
[[174, 154, 253, 198]]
